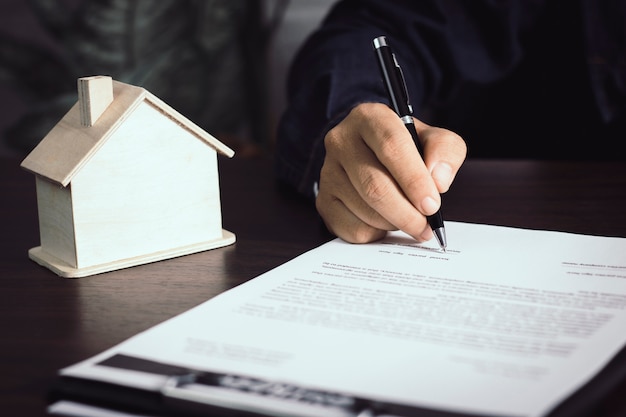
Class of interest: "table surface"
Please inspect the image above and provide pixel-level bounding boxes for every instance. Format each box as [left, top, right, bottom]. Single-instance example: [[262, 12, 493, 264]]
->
[[2, 154, 626, 417]]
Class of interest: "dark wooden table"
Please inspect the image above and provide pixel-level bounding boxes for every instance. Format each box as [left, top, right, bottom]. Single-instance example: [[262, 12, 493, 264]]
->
[[2, 155, 626, 416]]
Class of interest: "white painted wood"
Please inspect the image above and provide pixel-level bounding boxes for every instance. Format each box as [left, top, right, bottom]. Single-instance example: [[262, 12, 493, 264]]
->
[[146, 94, 235, 159], [21, 82, 145, 186], [21, 80, 233, 187], [35, 177, 77, 267], [78, 76, 114, 127], [70, 101, 224, 268], [22, 76, 236, 277], [28, 230, 235, 278]]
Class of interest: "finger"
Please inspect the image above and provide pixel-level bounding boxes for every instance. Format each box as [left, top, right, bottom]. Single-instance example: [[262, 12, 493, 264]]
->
[[316, 196, 388, 243], [318, 159, 396, 233], [350, 103, 441, 216], [414, 118, 467, 193], [337, 131, 431, 240], [316, 167, 388, 243]]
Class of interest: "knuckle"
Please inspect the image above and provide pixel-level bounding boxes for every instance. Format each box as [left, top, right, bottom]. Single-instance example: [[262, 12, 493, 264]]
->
[[345, 223, 386, 244], [360, 171, 393, 204], [350, 102, 377, 120], [377, 132, 407, 161], [323, 129, 342, 152]]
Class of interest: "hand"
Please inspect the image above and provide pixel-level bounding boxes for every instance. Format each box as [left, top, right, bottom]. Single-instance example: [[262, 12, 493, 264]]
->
[[316, 102, 467, 243]]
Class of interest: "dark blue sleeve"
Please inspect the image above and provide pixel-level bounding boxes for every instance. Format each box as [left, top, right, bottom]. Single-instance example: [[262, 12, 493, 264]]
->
[[275, 0, 538, 200]]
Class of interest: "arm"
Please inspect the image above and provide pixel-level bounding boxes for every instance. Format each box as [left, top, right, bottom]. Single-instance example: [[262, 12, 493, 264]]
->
[[275, 0, 534, 241]]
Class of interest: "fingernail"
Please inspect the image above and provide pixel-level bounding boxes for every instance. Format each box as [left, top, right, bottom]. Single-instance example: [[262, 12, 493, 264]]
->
[[421, 196, 439, 215], [431, 162, 453, 192]]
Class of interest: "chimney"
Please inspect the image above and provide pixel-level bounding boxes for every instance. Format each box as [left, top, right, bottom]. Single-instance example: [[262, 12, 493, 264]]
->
[[78, 75, 114, 127]]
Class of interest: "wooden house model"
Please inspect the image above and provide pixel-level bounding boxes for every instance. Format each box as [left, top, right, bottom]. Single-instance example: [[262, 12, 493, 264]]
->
[[21, 75, 235, 278]]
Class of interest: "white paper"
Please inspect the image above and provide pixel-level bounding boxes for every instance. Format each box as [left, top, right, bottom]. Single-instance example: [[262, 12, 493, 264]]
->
[[61, 222, 626, 417]]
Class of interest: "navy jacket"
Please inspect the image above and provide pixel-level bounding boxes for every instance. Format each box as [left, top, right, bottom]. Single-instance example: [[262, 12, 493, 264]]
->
[[276, 0, 626, 200]]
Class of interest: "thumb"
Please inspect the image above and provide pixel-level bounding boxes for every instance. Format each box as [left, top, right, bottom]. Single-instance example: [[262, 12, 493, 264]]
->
[[413, 118, 467, 193]]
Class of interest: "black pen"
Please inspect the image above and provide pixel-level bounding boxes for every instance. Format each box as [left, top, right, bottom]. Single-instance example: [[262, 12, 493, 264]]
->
[[373, 35, 447, 251]]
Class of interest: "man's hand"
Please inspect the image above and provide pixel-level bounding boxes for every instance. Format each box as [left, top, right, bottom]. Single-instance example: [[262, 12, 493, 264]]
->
[[316, 102, 467, 243]]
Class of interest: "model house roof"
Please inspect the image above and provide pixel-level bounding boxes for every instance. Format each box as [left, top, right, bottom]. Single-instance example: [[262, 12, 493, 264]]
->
[[21, 76, 234, 186]]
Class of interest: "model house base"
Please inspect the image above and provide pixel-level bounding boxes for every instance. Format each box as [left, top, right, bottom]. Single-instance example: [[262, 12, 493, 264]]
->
[[27, 230, 235, 278]]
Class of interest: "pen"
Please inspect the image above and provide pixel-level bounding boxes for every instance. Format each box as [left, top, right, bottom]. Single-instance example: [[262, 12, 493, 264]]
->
[[372, 35, 447, 251]]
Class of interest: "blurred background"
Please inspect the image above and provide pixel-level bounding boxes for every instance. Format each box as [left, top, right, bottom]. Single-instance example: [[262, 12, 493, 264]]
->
[[0, 0, 336, 158]]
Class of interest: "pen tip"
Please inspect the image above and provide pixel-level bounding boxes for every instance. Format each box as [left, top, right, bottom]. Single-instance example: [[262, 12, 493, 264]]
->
[[433, 227, 447, 253]]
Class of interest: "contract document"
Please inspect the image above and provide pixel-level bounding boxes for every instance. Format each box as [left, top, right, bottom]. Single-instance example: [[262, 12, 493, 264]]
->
[[50, 222, 626, 417]]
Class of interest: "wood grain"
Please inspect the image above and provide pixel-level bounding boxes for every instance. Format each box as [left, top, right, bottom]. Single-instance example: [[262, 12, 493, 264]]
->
[[2, 156, 626, 416]]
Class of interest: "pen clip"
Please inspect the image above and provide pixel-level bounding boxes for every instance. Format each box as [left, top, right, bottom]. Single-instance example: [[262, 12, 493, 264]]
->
[[392, 53, 413, 115]]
